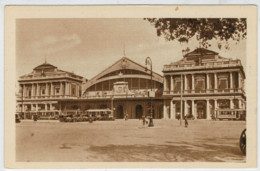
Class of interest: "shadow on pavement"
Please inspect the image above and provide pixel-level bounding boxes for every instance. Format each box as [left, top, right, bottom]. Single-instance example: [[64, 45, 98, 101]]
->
[[87, 140, 245, 162]]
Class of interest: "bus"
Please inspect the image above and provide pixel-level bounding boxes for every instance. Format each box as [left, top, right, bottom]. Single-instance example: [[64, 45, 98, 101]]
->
[[59, 110, 83, 122], [215, 109, 246, 120], [85, 109, 114, 121]]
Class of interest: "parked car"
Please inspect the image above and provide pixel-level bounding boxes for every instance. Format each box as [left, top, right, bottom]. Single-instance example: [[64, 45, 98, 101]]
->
[[240, 128, 246, 155]]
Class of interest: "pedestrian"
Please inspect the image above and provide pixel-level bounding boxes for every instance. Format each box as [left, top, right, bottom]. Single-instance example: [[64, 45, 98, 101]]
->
[[125, 112, 128, 121], [145, 115, 149, 125], [177, 112, 180, 120], [142, 115, 146, 127], [184, 114, 188, 128]]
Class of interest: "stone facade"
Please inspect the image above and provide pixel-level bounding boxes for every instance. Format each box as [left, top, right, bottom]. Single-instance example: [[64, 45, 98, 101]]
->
[[16, 62, 84, 118], [16, 48, 246, 120], [162, 48, 246, 120]]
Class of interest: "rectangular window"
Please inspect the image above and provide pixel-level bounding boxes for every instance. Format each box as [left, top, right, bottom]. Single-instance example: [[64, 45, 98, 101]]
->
[[42, 89, 45, 95], [55, 88, 60, 94], [219, 79, 228, 89], [195, 79, 205, 90], [132, 78, 139, 89], [174, 80, 181, 92]]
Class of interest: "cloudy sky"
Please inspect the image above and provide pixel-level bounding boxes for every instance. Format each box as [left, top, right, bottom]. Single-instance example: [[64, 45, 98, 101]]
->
[[16, 18, 246, 80]]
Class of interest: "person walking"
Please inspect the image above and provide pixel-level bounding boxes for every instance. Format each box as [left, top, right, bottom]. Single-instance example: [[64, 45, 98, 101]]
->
[[142, 115, 146, 127], [184, 114, 188, 128], [125, 112, 128, 121]]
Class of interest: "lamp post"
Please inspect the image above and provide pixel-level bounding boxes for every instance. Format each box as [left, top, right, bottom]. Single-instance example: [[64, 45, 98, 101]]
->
[[145, 57, 154, 127]]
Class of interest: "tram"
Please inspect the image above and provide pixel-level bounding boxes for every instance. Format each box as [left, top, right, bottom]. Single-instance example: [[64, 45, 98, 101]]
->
[[215, 109, 246, 120], [85, 109, 114, 121]]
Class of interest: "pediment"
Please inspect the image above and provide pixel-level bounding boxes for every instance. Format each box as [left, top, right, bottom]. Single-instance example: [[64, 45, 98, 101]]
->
[[85, 57, 163, 88]]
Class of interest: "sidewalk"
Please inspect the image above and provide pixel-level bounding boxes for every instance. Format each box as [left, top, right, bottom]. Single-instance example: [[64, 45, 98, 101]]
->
[[21, 119, 59, 123]]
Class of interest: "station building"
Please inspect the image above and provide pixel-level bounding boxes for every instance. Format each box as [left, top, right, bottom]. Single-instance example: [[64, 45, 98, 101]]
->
[[16, 57, 164, 119], [16, 62, 85, 118], [16, 48, 246, 120], [162, 48, 246, 120]]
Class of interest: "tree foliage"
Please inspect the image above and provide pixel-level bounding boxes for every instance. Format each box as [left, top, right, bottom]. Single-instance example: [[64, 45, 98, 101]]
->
[[144, 18, 246, 49]]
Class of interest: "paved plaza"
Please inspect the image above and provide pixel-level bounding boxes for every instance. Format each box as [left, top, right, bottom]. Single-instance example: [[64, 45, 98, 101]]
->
[[16, 119, 246, 162]]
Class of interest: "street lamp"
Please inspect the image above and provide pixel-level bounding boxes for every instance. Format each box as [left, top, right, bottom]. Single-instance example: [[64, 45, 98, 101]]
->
[[145, 57, 154, 127]]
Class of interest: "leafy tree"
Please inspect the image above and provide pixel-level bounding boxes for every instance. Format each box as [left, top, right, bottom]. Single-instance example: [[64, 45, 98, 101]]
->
[[144, 18, 246, 50]]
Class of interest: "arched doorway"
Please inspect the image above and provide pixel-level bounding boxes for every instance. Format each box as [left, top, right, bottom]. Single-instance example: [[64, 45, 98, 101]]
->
[[197, 101, 206, 119], [135, 105, 143, 119], [116, 105, 124, 119], [158, 104, 163, 119]]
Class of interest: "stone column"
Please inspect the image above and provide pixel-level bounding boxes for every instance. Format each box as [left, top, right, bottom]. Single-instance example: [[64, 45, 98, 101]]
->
[[191, 100, 196, 119], [214, 99, 218, 119], [230, 99, 234, 109], [238, 72, 241, 89], [163, 101, 167, 119], [214, 73, 218, 92], [65, 82, 70, 96], [31, 84, 35, 97], [183, 100, 187, 116], [238, 99, 242, 109], [45, 104, 48, 111], [36, 104, 38, 112], [206, 73, 210, 92], [163, 76, 167, 91], [191, 74, 195, 93], [206, 99, 211, 120], [170, 101, 174, 119], [21, 84, 25, 97], [194, 102, 197, 119], [46, 83, 49, 96], [50, 83, 53, 97], [36, 83, 39, 97], [230, 72, 233, 91], [214, 99, 218, 110], [172, 101, 176, 119], [21, 104, 24, 113], [60, 82, 64, 96], [184, 75, 187, 92], [170, 76, 174, 92], [68, 83, 71, 96], [23, 85, 27, 98]]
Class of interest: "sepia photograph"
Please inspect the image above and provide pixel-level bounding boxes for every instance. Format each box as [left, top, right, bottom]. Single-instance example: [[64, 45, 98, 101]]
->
[[4, 5, 257, 169]]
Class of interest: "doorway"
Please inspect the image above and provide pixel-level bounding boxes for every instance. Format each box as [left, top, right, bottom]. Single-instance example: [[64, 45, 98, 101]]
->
[[135, 105, 143, 119], [116, 105, 124, 119], [197, 101, 206, 119]]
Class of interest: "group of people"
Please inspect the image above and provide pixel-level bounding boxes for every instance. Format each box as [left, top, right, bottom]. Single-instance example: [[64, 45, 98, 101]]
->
[[125, 112, 189, 128], [141, 115, 152, 127]]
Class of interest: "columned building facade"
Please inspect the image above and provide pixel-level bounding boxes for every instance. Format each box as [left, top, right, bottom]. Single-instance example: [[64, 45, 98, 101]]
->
[[16, 48, 246, 120], [162, 48, 246, 120], [16, 63, 84, 118]]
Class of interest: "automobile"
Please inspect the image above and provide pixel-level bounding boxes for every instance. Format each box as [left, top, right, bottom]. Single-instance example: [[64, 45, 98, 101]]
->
[[81, 114, 89, 122], [239, 128, 246, 155], [64, 114, 73, 122], [59, 114, 66, 122]]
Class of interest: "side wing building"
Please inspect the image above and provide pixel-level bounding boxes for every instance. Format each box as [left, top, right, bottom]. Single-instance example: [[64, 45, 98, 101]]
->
[[162, 48, 246, 120]]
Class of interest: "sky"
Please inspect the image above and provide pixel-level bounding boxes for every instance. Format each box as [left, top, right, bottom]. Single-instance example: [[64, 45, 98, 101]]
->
[[16, 18, 246, 81]]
